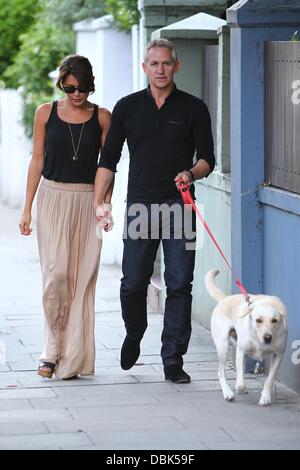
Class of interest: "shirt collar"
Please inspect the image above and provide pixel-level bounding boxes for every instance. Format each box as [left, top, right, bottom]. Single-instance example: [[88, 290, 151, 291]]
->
[[146, 83, 178, 102]]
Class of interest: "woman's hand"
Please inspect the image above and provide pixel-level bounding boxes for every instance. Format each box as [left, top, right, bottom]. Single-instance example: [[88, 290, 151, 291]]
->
[[19, 211, 32, 236]]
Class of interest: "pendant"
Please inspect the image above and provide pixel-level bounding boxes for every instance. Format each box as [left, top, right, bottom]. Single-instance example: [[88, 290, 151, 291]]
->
[[73, 155, 78, 161]]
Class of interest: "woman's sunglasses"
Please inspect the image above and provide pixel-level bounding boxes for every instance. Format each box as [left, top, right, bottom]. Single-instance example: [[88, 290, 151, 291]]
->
[[62, 85, 91, 94]]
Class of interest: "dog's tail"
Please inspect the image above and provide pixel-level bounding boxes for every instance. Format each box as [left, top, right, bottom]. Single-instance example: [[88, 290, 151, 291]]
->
[[205, 269, 227, 302]]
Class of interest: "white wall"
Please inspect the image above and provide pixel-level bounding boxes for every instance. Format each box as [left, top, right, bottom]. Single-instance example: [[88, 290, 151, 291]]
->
[[0, 89, 31, 207], [74, 16, 133, 112]]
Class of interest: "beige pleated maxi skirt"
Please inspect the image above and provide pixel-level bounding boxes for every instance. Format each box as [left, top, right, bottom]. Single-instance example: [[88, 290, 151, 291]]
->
[[37, 178, 102, 379]]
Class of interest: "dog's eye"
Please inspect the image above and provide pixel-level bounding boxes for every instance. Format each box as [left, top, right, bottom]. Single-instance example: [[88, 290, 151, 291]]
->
[[271, 318, 278, 323], [256, 318, 263, 324]]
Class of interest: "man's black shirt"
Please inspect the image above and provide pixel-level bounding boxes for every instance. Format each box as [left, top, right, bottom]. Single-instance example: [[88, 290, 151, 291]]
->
[[98, 85, 215, 202]]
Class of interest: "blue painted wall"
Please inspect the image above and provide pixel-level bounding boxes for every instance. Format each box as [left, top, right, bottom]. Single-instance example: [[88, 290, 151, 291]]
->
[[228, 0, 300, 391], [259, 187, 300, 391], [230, 25, 298, 295]]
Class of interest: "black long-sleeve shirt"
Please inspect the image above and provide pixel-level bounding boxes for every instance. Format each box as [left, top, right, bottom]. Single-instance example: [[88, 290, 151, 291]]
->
[[98, 85, 215, 202]]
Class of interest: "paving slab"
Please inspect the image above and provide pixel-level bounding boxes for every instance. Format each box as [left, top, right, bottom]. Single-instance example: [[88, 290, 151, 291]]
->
[[0, 431, 92, 450]]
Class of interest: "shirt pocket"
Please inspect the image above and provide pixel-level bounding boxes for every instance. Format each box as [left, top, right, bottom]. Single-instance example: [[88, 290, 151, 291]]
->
[[164, 121, 189, 141]]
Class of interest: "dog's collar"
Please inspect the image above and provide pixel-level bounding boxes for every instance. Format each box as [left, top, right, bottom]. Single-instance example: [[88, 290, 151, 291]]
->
[[244, 294, 253, 308], [239, 297, 253, 318]]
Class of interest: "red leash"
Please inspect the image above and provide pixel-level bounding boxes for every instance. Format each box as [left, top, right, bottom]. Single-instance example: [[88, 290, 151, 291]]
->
[[177, 178, 251, 305]]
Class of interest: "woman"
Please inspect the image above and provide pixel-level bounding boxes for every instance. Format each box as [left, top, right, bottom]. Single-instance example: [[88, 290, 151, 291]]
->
[[19, 55, 113, 380]]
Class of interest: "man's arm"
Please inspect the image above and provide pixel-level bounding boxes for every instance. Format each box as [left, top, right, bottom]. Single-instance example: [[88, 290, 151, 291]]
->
[[192, 99, 215, 178], [94, 99, 126, 209], [175, 100, 215, 186], [94, 168, 115, 210], [97, 107, 115, 206], [189, 159, 210, 180]]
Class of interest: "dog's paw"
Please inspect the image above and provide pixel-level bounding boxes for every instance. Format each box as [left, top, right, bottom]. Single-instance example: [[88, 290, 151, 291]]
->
[[236, 384, 248, 394], [223, 389, 235, 402], [258, 390, 272, 406]]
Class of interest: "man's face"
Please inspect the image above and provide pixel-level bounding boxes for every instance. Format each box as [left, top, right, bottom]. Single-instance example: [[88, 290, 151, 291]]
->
[[142, 47, 179, 90]]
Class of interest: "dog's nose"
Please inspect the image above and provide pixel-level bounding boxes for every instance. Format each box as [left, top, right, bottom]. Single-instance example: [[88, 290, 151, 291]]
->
[[264, 334, 272, 344]]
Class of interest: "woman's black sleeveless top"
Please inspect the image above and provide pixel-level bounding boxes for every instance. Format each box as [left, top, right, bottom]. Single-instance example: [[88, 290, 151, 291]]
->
[[42, 101, 102, 184]]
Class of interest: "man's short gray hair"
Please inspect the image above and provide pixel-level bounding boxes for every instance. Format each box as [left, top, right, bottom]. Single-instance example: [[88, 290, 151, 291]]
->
[[144, 38, 178, 62]]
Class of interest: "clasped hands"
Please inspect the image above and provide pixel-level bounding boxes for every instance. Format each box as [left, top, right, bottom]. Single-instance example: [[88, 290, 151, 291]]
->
[[95, 202, 114, 233]]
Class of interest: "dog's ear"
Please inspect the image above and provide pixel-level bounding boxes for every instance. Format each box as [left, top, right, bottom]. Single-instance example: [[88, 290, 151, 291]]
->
[[279, 308, 287, 331], [271, 297, 288, 331], [281, 314, 287, 331]]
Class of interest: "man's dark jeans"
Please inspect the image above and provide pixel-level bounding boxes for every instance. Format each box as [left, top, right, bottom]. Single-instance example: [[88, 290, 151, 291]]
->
[[120, 201, 196, 367]]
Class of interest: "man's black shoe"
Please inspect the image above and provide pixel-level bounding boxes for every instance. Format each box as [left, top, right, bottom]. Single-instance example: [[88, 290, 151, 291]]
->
[[120, 336, 140, 370], [164, 365, 191, 384]]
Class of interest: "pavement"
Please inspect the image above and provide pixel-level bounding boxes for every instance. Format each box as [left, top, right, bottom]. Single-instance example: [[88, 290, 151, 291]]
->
[[0, 202, 300, 450]]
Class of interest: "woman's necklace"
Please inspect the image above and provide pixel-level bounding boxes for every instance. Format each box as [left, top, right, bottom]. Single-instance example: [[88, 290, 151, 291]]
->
[[67, 121, 85, 162]]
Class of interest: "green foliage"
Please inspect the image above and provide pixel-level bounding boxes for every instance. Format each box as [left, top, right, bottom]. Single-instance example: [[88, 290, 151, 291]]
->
[[4, 22, 73, 91], [44, 0, 105, 25], [105, 0, 139, 31], [0, 0, 40, 82], [4, 0, 106, 136], [4, 19, 74, 136]]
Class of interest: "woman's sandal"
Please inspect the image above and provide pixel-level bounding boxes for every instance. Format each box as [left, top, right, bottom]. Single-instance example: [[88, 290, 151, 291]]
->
[[62, 375, 78, 380], [37, 362, 56, 379]]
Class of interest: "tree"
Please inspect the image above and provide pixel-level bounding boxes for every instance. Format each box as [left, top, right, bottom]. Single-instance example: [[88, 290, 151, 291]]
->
[[105, 0, 139, 31], [4, 20, 74, 135], [4, 0, 106, 136], [44, 0, 106, 26], [0, 0, 40, 83]]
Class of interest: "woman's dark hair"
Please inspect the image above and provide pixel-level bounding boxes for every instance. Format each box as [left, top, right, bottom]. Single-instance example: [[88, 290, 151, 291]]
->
[[56, 55, 95, 93]]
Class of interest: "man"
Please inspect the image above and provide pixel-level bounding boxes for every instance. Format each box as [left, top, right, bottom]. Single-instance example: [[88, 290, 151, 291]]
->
[[94, 38, 215, 383]]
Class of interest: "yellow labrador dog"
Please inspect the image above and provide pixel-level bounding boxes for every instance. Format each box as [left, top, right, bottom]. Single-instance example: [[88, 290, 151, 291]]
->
[[205, 269, 288, 406]]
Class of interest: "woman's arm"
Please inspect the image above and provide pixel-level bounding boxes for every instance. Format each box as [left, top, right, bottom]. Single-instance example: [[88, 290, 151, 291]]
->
[[19, 103, 50, 235]]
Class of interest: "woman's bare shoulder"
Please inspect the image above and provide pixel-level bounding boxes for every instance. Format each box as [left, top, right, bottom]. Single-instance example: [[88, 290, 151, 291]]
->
[[35, 102, 53, 124], [98, 107, 111, 118], [98, 107, 111, 126]]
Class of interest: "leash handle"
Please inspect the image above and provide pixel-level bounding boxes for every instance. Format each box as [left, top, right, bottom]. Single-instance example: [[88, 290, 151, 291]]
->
[[176, 178, 251, 304], [176, 178, 192, 205]]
